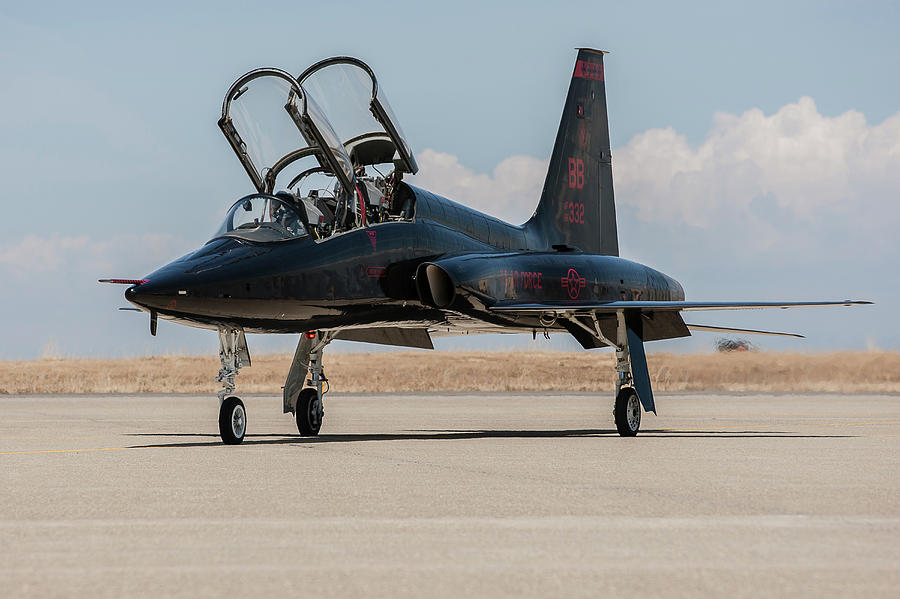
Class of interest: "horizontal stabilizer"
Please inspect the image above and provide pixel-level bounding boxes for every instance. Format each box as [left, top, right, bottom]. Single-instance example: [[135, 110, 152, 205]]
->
[[685, 323, 804, 338], [491, 300, 872, 313]]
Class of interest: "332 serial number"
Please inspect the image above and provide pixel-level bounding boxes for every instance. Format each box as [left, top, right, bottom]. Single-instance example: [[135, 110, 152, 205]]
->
[[563, 201, 585, 224]]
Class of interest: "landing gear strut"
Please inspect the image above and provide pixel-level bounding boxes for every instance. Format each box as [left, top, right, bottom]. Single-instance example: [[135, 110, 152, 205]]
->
[[284, 331, 333, 436], [215, 327, 251, 444], [610, 313, 643, 436]]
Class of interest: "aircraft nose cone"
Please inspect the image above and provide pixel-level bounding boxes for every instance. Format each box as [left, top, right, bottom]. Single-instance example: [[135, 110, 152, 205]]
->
[[124, 275, 184, 311], [124, 284, 140, 304]]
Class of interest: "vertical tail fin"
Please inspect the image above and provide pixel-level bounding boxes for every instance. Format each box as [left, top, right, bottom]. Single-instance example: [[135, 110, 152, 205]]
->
[[524, 49, 618, 256]]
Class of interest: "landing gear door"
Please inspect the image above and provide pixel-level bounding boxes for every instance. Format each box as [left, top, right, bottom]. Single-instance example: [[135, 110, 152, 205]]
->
[[218, 68, 355, 195]]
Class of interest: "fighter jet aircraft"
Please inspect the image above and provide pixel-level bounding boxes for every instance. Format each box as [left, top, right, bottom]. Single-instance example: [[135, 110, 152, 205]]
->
[[102, 49, 870, 443]]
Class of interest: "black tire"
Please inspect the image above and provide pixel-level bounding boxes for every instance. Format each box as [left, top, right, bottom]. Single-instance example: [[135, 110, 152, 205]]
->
[[614, 387, 641, 437], [296, 388, 323, 436], [219, 396, 246, 445]]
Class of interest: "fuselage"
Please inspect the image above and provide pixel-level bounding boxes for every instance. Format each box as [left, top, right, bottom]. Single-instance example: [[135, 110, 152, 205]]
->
[[126, 184, 685, 337]]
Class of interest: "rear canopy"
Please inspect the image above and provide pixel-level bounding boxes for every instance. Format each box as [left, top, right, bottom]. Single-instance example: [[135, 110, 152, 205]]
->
[[298, 56, 417, 176]]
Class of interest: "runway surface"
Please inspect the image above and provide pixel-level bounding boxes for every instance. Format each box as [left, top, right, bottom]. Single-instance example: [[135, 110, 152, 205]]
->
[[1, 392, 898, 597]]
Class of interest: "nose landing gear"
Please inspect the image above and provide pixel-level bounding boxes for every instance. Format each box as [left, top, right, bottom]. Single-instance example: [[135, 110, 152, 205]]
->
[[215, 327, 251, 444], [219, 396, 247, 444]]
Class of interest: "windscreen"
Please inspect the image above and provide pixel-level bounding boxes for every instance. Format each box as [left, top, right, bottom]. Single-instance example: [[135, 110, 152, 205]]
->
[[214, 195, 308, 242]]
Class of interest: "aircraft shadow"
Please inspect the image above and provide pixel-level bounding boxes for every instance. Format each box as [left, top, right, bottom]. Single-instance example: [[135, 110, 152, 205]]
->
[[126, 428, 854, 449]]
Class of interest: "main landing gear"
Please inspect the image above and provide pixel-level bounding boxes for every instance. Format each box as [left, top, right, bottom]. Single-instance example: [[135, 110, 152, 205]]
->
[[614, 387, 640, 437], [563, 310, 653, 436], [283, 331, 333, 437], [295, 388, 323, 436], [611, 316, 641, 437]]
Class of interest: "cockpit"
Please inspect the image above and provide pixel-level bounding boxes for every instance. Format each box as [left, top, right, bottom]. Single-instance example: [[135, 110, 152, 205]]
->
[[215, 57, 418, 242], [215, 195, 309, 242]]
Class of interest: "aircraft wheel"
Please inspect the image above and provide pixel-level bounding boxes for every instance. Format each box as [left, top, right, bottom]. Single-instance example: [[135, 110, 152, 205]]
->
[[614, 387, 641, 437], [296, 388, 323, 436], [219, 396, 247, 445]]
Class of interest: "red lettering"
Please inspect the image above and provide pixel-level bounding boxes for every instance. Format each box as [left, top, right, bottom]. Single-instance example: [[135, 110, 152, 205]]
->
[[500, 270, 544, 292], [562, 201, 586, 224], [567, 158, 584, 189], [574, 60, 604, 81]]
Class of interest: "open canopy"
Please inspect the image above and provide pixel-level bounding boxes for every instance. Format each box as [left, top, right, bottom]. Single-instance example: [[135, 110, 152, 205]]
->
[[218, 58, 417, 197], [218, 68, 355, 195], [298, 56, 417, 176]]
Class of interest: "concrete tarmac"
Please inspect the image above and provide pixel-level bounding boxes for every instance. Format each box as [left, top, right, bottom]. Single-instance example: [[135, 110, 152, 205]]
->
[[1, 392, 898, 597]]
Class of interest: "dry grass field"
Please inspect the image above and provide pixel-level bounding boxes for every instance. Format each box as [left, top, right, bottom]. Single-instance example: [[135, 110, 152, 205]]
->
[[2, 351, 899, 395]]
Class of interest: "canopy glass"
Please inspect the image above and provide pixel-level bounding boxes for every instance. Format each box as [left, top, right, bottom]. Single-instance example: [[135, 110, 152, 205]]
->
[[298, 57, 417, 175], [217, 58, 418, 235], [218, 68, 355, 196]]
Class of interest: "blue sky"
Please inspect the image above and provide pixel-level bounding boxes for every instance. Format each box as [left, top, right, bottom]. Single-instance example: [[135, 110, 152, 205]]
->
[[0, 1, 897, 359]]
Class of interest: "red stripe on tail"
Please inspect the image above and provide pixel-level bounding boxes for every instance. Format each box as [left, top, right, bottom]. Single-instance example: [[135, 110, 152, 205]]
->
[[573, 60, 603, 81]]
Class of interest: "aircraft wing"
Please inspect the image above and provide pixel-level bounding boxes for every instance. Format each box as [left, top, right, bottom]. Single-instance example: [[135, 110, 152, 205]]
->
[[490, 300, 871, 312]]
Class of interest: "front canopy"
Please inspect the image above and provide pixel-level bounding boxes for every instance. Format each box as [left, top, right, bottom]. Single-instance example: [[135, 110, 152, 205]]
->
[[218, 68, 355, 195]]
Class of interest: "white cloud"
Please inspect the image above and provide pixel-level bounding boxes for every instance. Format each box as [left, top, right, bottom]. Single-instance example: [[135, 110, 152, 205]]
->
[[614, 97, 900, 252], [0, 233, 192, 276], [408, 150, 548, 223]]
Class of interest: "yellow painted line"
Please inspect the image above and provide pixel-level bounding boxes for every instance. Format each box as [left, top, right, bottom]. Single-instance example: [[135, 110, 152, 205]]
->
[[674, 424, 776, 431], [0, 447, 126, 456], [807, 420, 900, 427], [676, 420, 900, 432]]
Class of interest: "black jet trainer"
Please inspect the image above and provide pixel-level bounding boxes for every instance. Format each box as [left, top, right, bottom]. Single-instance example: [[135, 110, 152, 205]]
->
[[102, 51, 870, 443]]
